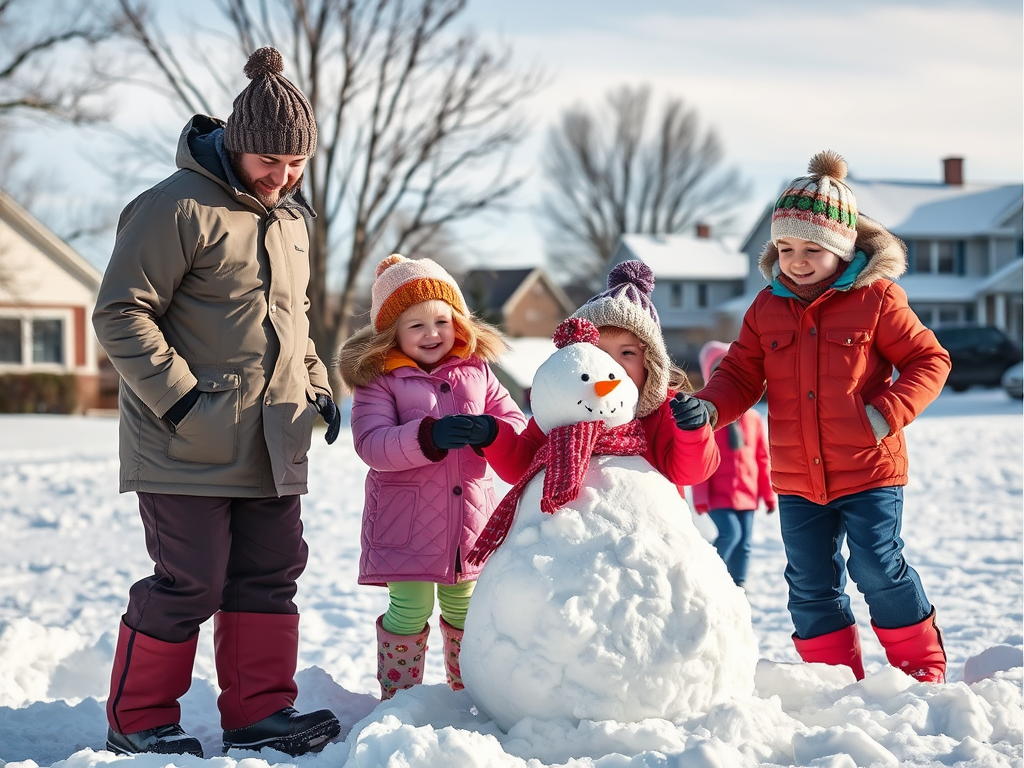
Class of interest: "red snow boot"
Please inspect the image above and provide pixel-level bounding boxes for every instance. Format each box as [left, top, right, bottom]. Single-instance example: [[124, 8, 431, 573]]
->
[[105, 619, 201, 755], [873, 607, 946, 683], [215, 610, 340, 755], [792, 624, 865, 681], [439, 617, 465, 692], [376, 614, 429, 700]]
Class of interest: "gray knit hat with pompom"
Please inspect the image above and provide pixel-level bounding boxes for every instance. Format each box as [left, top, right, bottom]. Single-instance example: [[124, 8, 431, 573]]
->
[[570, 260, 669, 419], [224, 47, 317, 156]]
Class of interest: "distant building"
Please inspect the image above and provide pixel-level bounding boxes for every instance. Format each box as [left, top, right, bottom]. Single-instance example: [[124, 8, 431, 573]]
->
[[462, 266, 575, 338], [608, 225, 748, 371], [492, 336, 557, 413], [729, 157, 1024, 342], [0, 188, 103, 412]]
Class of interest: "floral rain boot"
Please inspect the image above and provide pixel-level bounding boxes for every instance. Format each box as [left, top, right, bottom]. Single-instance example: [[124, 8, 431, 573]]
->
[[376, 615, 429, 700], [439, 617, 465, 691]]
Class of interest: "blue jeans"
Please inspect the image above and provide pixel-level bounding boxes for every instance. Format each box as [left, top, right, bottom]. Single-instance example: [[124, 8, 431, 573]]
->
[[778, 486, 931, 639], [709, 509, 755, 586]]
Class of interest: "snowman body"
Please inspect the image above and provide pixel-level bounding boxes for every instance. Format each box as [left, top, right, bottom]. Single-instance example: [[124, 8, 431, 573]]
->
[[461, 330, 758, 732]]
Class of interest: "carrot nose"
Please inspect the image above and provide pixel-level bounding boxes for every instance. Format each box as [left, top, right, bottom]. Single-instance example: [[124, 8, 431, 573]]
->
[[594, 379, 620, 397]]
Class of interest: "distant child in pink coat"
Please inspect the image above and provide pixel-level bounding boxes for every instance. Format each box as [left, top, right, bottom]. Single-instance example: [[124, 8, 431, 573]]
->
[[337, 254, 526, 700], [691, 341, 777, 588]]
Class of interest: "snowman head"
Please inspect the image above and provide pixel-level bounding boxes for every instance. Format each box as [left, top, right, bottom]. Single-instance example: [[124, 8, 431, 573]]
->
[[531, 318, 640, 434]]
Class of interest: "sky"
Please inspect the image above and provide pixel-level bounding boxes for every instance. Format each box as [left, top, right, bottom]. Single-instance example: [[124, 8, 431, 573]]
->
[[7, 0, 1023, 274], [0, 386, 1021, 767]]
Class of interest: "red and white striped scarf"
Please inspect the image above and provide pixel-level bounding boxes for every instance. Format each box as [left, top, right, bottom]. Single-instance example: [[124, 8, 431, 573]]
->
[[466, 419, 647, 565]]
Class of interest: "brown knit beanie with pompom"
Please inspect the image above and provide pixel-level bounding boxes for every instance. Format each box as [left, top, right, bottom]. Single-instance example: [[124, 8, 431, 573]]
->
[[224, 47, 317, 156]]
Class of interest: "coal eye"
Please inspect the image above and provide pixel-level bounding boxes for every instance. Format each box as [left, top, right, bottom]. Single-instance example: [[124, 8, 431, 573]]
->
[[608, 373, 615, 379], [580, 374, 590, 382]]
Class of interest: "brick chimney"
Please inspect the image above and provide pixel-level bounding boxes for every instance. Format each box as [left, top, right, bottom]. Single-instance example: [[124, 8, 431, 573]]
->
[[696, 223, 711, 238], [943, 157, 964, 186]]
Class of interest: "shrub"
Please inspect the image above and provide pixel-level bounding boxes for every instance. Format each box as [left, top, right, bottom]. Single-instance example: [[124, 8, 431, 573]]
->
[[0, 373, 79, 414]]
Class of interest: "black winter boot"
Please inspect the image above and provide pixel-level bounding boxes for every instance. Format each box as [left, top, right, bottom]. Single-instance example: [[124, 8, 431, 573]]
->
[[222, 707, 340, 755], [106, 724, 203, 757]]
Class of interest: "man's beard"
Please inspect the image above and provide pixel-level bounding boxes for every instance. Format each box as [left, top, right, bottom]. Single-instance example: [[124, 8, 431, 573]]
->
[[230, 156, 303, 209]]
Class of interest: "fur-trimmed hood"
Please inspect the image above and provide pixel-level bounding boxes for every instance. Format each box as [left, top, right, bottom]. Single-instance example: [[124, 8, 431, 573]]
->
[[337, 325, 382, 391], [759, 215, 907, 290]]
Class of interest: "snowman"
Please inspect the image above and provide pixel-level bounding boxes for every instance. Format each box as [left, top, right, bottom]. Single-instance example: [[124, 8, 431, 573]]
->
[[461, 318, 758, 733]]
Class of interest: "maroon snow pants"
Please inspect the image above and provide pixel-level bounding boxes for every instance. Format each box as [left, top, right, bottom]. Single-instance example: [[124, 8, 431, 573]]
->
[[125, 493, 309, 643]]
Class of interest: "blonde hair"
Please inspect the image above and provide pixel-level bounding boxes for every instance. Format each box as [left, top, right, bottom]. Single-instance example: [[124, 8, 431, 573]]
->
[[337, 300, 508, 391], [597, 325, 692, 395]]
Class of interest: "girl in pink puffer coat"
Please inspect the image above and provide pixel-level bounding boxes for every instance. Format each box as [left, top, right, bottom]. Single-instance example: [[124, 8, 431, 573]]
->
[[337, 254, 526, 701]]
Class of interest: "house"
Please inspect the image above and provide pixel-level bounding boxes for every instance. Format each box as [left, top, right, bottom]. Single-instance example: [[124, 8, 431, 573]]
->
[[0, 187, 103, 413], [607, 226, 749, 371], [492, 336, 557, 412], [462, 267, 575, 338], [728, 157, 1024, 342]]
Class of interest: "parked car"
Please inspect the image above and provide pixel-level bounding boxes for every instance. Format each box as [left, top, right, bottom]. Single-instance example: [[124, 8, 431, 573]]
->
[[933, 325, 1023, 392], [1001, 361, 1024, 399]]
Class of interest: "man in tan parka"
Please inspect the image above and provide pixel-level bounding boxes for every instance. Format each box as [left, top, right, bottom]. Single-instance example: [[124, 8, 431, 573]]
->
[[93, 47, 341, 758]]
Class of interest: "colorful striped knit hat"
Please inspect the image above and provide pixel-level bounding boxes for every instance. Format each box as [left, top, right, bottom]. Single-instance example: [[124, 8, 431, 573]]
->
[[570, 260, 668, 419], [370, 254, 469, 331], [771, 150, 858, 260]]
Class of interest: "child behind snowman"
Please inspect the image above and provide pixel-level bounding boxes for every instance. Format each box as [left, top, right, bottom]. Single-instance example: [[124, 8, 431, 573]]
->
[[483, 260, 720, 491]]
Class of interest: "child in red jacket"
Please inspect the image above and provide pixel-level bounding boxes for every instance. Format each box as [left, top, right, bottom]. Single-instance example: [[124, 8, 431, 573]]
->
[[695, 151, 951, 683], [691, 341, 777, 588], [484, 260, 719, 491]]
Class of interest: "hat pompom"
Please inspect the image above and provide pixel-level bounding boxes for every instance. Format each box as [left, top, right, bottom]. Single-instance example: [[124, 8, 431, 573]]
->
[[808, 150, 848, 181], [375, 253, 407, 278], [607, 260, 655, 296], [244, 47, 285, 79], [553, 318, 600, 350]]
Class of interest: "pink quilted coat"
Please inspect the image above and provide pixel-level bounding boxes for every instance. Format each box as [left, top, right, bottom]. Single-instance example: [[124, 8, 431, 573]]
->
[[351, 355, 526, 585]]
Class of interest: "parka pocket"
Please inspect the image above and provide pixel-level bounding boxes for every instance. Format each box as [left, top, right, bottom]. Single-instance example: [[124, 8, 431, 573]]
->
[[167, 372, 240, 465], [759, 330, 795, 381], [370, 483, 418, 548], [825, 329, 873, 380]]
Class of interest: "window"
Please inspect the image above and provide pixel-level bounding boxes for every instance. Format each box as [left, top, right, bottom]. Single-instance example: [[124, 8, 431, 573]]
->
[[0, 318, 21, 363], [0, 315, 66, 367], [32, 319, 64, 364], [696, 284, 708, 308], [909, 240, 965, 275], [669, 283, 682, 308]]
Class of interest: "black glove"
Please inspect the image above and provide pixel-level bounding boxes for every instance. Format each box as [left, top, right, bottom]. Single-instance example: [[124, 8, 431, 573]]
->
[[164, 386, 201, 428], [464, 415, 498, 447], [669, 392, 709, 431], [431, 415, 476, 450], [315, 393, 342, 445]]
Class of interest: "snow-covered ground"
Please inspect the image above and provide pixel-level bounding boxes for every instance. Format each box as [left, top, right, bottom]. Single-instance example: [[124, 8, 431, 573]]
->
[[0, 388, 1021, 768]]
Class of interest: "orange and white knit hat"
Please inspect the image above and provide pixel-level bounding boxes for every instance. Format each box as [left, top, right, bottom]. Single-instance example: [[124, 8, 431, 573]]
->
[[370, 254, 469, 331]]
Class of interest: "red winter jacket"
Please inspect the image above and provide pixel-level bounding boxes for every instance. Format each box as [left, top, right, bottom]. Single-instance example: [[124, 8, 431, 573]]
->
[[696, 218, 950, 504], [483, 393, 720, 487], [690, 409, 776, 514]]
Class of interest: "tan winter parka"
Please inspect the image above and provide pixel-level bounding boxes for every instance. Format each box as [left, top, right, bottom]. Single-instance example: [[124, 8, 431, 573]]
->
[[93, 115, 332, 497]]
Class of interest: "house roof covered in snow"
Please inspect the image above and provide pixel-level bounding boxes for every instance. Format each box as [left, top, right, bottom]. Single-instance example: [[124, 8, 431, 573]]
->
[[845, 178, 1023, 239], [496, 336, 556, 388], [614, 234, 747, 280]]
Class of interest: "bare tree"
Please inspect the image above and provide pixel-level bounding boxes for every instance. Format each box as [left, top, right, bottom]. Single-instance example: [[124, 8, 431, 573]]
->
[[542, 84, 749, 285], [0, 0, 115, 120], [0, 0, 121, 290], [106, 0, 543, 369]]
